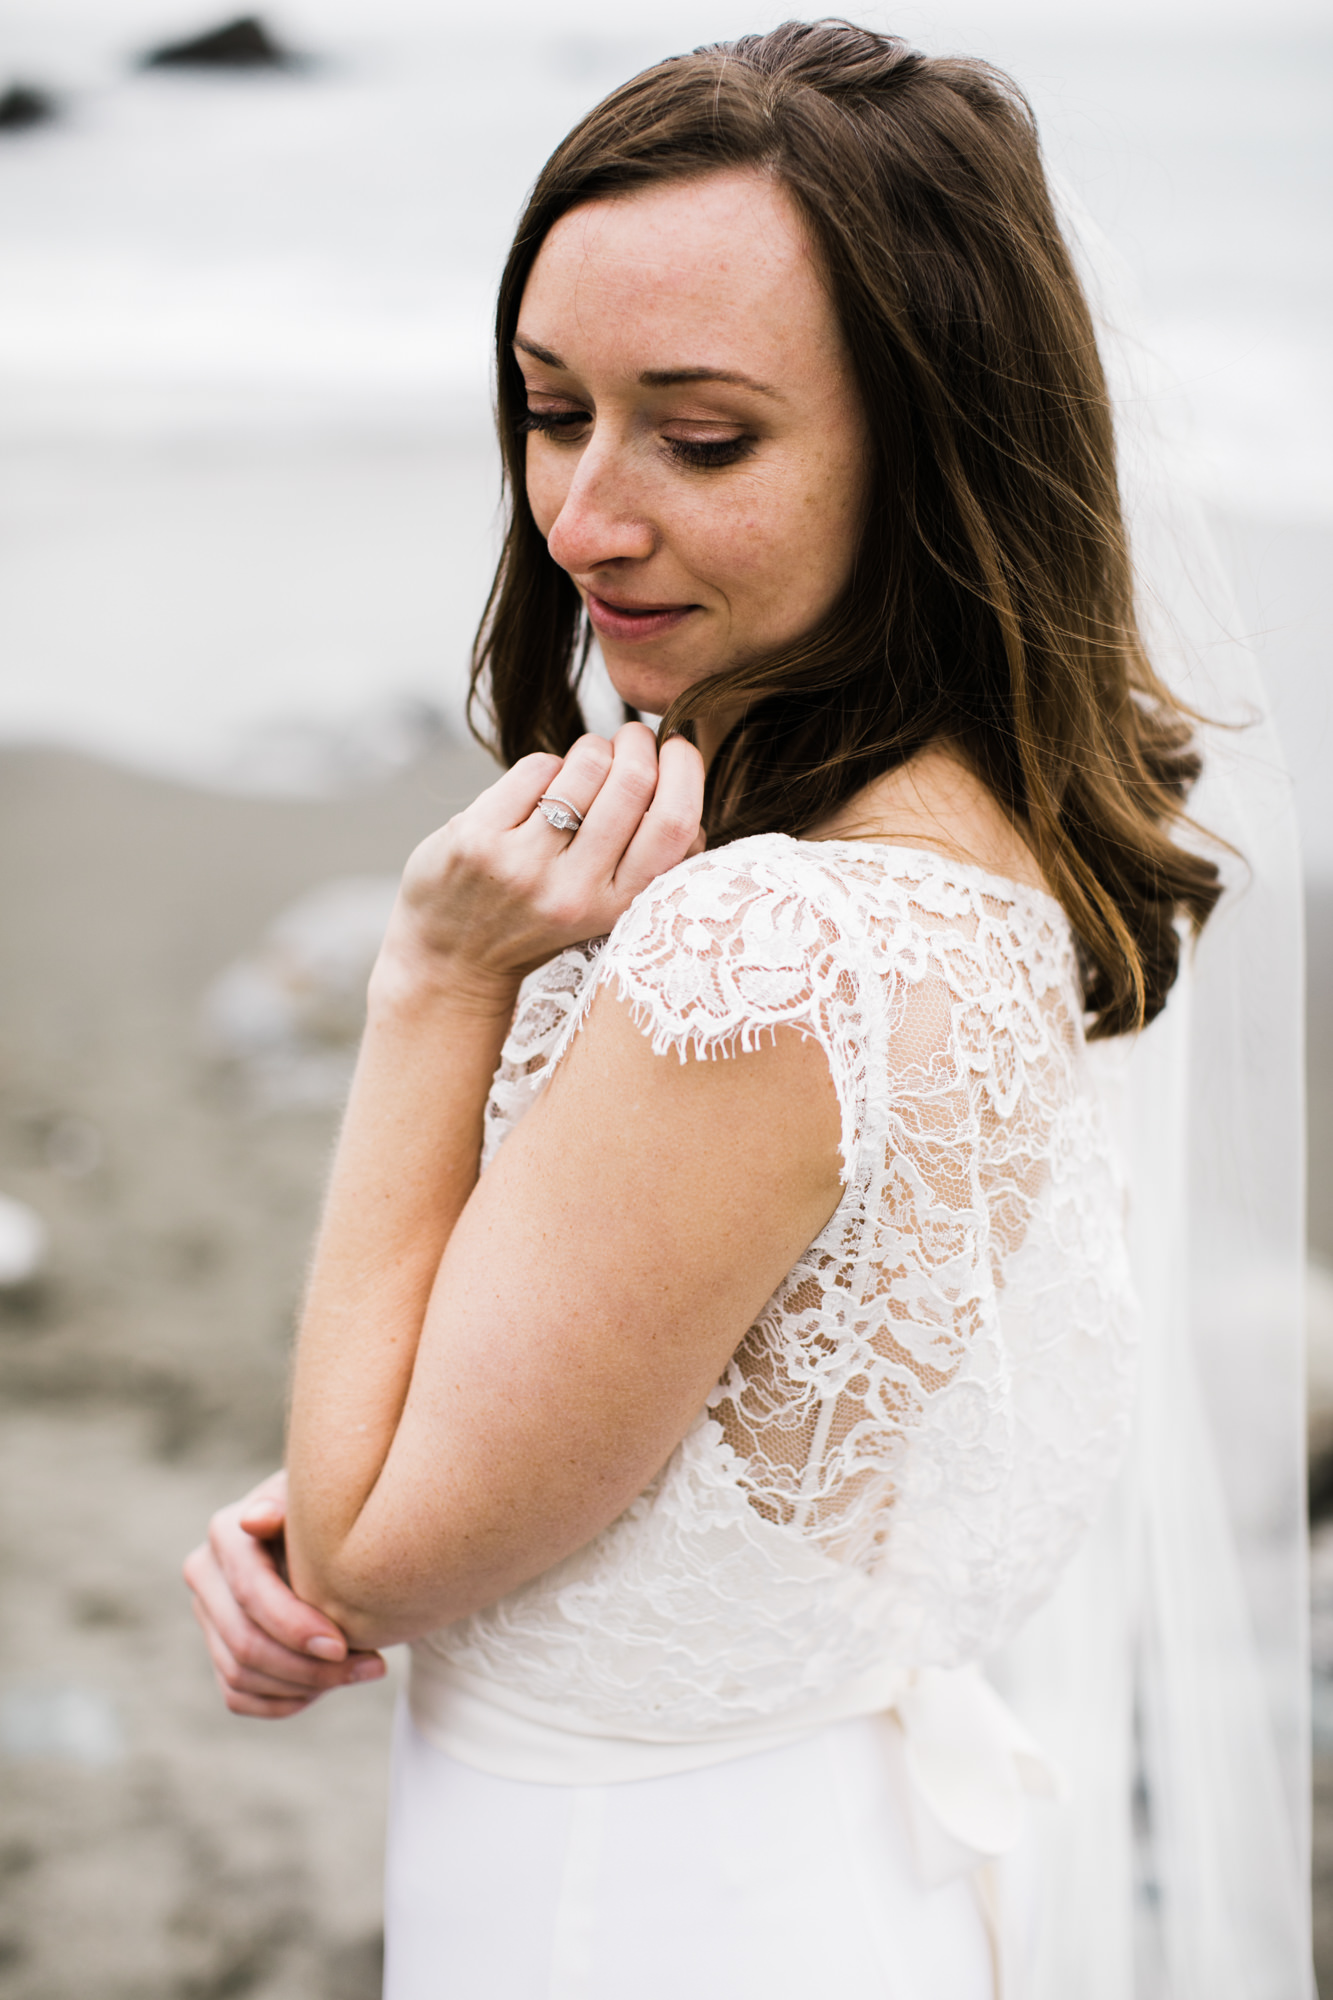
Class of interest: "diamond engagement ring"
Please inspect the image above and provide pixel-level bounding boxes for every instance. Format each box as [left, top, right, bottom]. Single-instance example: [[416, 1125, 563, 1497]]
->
[[538, 794, 584, 832]]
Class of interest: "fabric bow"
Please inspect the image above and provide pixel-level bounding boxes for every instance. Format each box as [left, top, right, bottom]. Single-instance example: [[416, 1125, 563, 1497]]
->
[[892, 1663, 1064, 1889]]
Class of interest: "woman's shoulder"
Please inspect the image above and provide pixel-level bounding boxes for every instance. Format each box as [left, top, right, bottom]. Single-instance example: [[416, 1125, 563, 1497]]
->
[[626, 828, 849, 899], [611, 829, 886, 937], [600, 832, 1078, 1059], [604, 832, 865, 985], [582, 833, 872, 1069], [611, 829, 1071, 956]]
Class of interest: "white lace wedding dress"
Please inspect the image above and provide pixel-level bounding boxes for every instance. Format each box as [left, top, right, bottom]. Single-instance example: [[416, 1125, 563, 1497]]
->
[[383, 834, 1140, 2000]]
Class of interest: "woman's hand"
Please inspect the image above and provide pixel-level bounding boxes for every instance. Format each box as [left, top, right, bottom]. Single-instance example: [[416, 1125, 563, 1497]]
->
[[183, 1471, 386, 1719], [377, 722, 704, 1008]]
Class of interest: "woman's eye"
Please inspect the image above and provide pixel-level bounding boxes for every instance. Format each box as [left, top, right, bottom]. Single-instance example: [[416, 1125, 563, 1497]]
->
[[517, 408, 753, 470], [517, 408, 589, 440], [664, 435, 754, 470]]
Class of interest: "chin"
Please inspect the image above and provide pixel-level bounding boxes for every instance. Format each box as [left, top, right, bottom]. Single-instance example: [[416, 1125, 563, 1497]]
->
[[601, 662, 698, 720]]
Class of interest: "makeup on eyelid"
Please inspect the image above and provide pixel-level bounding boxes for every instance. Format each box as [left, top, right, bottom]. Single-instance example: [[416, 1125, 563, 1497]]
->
[[518, 406, 755, 470]]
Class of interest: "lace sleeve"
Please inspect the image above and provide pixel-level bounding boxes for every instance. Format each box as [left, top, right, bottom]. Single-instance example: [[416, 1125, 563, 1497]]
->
[[570, 838, 870, 1185], [428, 843, 1142, 1741]]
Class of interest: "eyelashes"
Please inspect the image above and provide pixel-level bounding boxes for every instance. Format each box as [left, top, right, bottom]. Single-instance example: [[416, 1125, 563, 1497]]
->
[[517, 408, 754, 470], [516, 410, 586, 438], [664, 435, 754, 470]]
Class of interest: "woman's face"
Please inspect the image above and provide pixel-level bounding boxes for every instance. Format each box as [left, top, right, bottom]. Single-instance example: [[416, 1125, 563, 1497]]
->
[[516, 169, 869, 723]]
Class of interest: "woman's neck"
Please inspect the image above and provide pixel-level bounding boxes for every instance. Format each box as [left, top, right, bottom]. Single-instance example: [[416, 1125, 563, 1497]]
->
[[694, 706, 743, 769], [692, 720, 1050, 899], [806, 742, 1050, 896]]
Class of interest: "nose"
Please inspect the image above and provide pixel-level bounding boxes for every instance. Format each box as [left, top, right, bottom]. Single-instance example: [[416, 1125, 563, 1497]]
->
[[541, 431, 656, 576]]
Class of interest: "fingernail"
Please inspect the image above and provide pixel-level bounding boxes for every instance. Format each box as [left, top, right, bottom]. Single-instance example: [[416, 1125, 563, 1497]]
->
[[306, 1636, 344, 1662], [350, 1657, 386, 1682]]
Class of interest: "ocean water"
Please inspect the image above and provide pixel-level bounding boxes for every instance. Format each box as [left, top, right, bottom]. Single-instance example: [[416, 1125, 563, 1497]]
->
[[4, 5, 1327, 498], [1, 1, 1329, 850]]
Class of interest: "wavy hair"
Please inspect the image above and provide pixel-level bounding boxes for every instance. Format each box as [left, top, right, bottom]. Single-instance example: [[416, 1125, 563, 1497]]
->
[[469, 18, 1220, 1036]]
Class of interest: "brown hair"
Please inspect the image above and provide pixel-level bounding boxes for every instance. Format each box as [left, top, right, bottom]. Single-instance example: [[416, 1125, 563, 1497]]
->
[[469, 18, 1220, 1036]]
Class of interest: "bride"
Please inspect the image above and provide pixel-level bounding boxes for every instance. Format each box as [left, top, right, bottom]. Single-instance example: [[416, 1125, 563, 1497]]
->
[[184, 21, 1311, 1997]]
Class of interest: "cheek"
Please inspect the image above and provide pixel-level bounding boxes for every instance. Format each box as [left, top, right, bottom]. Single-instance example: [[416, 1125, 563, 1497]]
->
[[783, 444, 867, 606], [710, 460, 861, 608]]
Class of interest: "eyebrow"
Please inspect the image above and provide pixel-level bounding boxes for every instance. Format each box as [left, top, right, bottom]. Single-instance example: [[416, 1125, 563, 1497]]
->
[[513, 336, 782, 400]]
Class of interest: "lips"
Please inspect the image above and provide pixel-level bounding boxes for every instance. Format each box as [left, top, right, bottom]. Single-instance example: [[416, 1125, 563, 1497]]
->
[[585, 592, 698, 644]]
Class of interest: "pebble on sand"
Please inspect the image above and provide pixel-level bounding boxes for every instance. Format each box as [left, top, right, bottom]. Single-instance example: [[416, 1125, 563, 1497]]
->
[[202, 875, 399, 1108], [0, 1193, 47, 1288], [0, 1686, 122, 1766]]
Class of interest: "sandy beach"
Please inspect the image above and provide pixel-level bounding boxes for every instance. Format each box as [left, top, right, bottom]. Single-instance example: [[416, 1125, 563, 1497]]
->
[[0, 739, 496, 1997]]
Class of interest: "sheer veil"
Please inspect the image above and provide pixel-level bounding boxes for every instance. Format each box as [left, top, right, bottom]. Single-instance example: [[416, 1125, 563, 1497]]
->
[[995, 189, 1313, 1997]]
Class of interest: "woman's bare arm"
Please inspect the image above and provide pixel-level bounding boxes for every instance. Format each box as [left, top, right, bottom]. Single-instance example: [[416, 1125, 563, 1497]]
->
[[285, 986, 843, 1648], [282, 724, 690, 1546], [282, 718, 738, 1642], [282, 715, 844, 1649]]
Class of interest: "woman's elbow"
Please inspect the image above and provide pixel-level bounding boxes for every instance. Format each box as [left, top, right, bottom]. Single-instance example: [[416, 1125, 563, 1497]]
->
[[319, 1594, 411, 1654], [288, 1540, 489, 1651], [281, 1531, 408, 1649]]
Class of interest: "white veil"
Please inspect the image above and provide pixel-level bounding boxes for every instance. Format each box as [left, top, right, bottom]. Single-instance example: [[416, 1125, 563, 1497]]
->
[[997, 192, 1313, 1997]]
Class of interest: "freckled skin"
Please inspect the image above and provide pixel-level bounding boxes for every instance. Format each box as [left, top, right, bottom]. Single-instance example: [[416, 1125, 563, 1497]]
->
[[517, 169, 871, 732]]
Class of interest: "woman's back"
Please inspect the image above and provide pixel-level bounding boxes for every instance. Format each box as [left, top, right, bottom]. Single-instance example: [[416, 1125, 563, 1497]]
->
[[412, 834, 1139, 1748]]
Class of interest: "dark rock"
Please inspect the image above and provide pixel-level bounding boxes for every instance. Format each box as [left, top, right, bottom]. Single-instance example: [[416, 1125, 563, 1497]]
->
[[1313, 1449, 1333, 1525], [139, 16, 297, 71], [0, 84, 58, 131]]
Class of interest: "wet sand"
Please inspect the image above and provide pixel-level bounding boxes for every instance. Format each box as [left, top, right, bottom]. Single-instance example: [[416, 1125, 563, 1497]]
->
[[0, 741, 1328, 1994]]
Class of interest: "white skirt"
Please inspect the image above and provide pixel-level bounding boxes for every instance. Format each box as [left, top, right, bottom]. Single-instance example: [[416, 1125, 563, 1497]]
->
[[383, 1699, 997, 2000]]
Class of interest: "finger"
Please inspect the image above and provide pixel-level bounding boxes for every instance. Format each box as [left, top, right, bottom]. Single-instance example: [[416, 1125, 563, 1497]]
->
[[186, 1546, 322, 1691], [554, 723, 661, 880], [192, 1591, 308, 1697], [220, 1681, 318, 1721], [187, 1542, 371, 1691], [465, 752, 567, 834], [524, 734, 615, 843], [612, 732, 706, 896], [193, 1598, 322, 1700], [190, 1582, 386, 1704], [232, 1469, 288, 1544], [207, 1510, 352, 1663], [192, 1594, 384, 1703], [237, 1496, 285, 1539]]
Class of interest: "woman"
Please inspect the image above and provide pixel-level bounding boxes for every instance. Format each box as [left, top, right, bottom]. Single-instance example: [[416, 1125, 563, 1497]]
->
[[184, 22, 1311, 1997]]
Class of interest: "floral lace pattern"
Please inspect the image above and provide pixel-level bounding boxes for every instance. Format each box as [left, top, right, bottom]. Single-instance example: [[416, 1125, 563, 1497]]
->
[[420, 836, 1139, 1730]]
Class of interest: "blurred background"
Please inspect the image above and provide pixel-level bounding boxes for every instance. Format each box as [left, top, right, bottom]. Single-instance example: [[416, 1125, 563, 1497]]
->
[[0, 1, 1328, 1992]]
